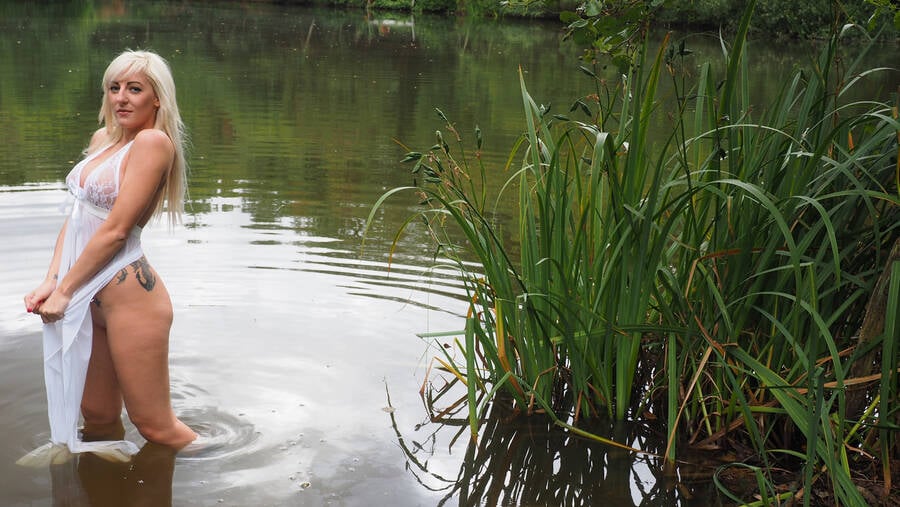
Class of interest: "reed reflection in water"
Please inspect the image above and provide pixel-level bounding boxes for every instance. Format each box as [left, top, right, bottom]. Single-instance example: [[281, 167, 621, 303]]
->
[[386, 379, 720, 507]]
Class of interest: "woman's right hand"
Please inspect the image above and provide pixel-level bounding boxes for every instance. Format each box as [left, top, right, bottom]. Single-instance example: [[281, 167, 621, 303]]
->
[[25, 278, 56, 313]]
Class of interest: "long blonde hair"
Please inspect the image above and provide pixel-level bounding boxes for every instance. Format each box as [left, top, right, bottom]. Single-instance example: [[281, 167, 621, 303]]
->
[[97, 50, 187, 225]]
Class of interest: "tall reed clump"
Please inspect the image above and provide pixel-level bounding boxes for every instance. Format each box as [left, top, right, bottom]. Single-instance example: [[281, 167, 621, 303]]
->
[[658, 4, 900, 503], [366, 1, 899, 503]]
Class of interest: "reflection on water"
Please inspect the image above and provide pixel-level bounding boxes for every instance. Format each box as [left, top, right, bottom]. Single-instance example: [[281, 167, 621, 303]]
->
[[386, 381, 720, 506], [51, 443, 176, 507]]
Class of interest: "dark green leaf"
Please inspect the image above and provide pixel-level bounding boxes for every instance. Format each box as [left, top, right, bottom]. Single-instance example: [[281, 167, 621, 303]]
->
[[401, 151, 423, 163], [559, 11, 580, 23], [579, 65, 597, 78], [568, 19, 589, 30], [579, 101, 592, 117]]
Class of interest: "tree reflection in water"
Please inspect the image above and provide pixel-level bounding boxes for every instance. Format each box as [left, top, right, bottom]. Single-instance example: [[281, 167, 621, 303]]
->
[[50, 442, 176, 507], [386, 381, 719, 506]]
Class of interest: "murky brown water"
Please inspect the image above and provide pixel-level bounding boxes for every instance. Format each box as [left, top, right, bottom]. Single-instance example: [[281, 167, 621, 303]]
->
[[1, 1, 896, 506]]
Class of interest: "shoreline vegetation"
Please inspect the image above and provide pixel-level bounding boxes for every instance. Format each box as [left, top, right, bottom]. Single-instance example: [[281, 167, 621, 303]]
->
[[293, 0, 899, 41], [366, 0, 899, 505]]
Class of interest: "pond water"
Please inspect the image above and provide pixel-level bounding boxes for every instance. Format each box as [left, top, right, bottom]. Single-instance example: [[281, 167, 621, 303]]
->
[[1, 2, 896, 506]]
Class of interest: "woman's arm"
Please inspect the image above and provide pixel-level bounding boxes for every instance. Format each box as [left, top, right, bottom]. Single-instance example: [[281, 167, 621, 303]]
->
[[27, 128, 109, 314], [25, 218, 68, 313], [35, 129, 174, 322]]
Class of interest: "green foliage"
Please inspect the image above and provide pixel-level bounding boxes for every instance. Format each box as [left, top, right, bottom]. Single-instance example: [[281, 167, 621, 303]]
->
[[413, 0, 458, 12], [367, 0, 900, 503], [312, 0, 456, 13], [864, 0, 900, 30], [653, 0, 893, 39], [755, 0, 834, 38], [560, 0, 662, 68], [294, 0, 898, 37], [656, 0, 737, 26]]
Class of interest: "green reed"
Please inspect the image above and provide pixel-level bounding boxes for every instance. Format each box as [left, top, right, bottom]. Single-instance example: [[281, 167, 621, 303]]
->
[[366, 2, 899, 503]]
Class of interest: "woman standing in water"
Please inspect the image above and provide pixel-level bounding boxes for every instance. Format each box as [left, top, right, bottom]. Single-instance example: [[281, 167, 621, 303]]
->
[[23, 50, 196, 459]]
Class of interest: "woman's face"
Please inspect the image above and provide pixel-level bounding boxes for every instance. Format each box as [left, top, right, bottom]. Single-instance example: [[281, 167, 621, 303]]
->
[[107, 72, 159, 133]]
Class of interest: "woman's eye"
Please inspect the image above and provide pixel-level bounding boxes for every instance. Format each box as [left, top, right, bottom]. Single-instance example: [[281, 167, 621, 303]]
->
[[109, 85, 120, 92], [130, 87, 142, 93]]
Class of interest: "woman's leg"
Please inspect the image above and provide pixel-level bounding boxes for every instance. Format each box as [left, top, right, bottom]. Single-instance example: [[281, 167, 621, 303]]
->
[[94, 256, 196, 448], [80, 303, 125, 441]]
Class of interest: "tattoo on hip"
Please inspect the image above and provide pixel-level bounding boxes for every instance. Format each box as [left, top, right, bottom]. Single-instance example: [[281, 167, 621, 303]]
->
[[115, 256, 157, 292]]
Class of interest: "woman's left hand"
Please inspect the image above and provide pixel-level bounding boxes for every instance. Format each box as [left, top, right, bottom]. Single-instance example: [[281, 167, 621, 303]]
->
[[33, 290, 71, 324]]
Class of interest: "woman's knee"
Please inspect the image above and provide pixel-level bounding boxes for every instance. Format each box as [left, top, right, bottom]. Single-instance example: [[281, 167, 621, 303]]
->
[[81, 402, 122, 428], [128, 412, 173, 443]]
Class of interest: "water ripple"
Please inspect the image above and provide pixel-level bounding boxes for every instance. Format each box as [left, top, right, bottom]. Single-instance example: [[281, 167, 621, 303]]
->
[[176, 406, 260, 463]]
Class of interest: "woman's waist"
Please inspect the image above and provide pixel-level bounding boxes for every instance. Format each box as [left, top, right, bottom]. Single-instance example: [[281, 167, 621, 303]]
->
[[72, 197, 143, 237]]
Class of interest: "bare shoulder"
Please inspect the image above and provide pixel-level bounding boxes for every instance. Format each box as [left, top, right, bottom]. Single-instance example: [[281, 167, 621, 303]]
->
[[89, 128, 106, 144], [133, 128, 175, 155], [124, 130, 175, 179], [87, 128, 110, 152]]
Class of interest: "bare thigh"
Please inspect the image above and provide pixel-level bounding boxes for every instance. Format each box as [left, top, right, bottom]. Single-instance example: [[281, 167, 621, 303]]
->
[[80, 311, 123, 436], [83, 256, 176, 432]]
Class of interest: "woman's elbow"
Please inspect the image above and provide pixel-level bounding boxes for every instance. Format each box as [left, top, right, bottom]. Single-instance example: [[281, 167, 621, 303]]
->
[[105, 226, 132, 246]]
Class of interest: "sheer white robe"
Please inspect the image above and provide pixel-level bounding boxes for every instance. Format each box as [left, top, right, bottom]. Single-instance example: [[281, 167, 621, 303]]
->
[[19, 142, 143, 465]]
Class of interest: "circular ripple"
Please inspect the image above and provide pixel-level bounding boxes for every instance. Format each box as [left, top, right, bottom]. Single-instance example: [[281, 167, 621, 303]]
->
[[176, 406, 259, 462]]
